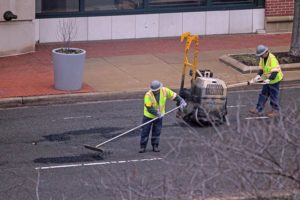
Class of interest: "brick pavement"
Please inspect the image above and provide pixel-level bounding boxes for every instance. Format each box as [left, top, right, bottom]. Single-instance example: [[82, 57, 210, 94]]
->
[[0, 33, 293, 99]]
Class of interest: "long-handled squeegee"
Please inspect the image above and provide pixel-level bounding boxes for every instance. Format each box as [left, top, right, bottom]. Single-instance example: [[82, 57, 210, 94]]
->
[[84, 105, 181, 152]]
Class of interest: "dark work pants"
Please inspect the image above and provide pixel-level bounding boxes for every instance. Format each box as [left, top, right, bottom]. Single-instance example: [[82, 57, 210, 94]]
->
[[140, 116, 163, 148], [256, 82, 280, 113]]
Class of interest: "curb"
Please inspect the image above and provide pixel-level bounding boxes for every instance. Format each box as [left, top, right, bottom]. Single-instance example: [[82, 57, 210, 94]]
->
[[1, 80, 300, 109], [22, 90, 145, 104], [219, 54, 300, 74], [0, 97, 23, 108], [0, 90, 145, 108]]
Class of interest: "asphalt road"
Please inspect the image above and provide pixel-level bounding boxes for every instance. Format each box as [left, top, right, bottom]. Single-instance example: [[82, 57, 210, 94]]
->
[[0, 86, 299, 200]]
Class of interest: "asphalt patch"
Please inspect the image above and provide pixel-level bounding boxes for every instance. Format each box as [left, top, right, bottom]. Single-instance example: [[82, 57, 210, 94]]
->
[[34, 153, 104, 164], [0, 161, 8, 166], [42, 127, 123, 142]]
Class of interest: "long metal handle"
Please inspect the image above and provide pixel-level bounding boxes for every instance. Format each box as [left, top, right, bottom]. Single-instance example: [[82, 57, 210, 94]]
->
[[95, 106, 181, 148], [227, 81, 250, 88], [227, 79, 266, 89]]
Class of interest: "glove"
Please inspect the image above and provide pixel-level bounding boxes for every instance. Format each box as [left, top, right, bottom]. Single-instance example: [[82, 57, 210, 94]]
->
[[156, 110, 164, 118], [254, 75, 261, 82], [264, 79, 270, 84], [179, 99, 187, 111]]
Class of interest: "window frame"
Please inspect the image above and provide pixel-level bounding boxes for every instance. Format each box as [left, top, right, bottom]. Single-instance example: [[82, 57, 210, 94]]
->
[[36, 0, 265, 19]]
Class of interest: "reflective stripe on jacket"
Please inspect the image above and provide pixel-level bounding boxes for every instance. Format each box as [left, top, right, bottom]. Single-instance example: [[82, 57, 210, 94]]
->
[[259, 53, 283, 84], [143, 87, 177, 119]]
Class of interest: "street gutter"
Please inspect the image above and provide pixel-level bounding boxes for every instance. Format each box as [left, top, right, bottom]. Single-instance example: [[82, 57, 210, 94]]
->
[[1, 80, 300, 108]]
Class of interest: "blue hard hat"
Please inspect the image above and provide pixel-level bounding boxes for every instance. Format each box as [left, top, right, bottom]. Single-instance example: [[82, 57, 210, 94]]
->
[[256, 45, 269, 57], [150, 80, 162, 91]]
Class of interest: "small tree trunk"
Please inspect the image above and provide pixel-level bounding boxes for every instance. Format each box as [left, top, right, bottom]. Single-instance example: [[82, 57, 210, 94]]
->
[[290, 0, 300, 58]]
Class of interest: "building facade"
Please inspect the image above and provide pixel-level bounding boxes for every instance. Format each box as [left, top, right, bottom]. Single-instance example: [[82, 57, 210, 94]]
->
[[0, 0, 35, 57], [265, 0, 294, 32], [0, 0, 295, 57]]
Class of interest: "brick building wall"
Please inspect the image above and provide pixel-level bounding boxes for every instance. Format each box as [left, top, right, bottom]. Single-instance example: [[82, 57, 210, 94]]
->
[[266, 0, 294, 16], [265, 0, 294, 32]]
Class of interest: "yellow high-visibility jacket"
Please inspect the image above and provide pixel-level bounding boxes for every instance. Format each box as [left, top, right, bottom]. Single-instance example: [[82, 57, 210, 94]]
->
[[259, 53, 283, 84], [144, 87, 177, 119]]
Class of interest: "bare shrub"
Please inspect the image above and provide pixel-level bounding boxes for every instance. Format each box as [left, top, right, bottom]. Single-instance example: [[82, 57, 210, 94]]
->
[[56, 18, 81, 54], [98, 99, 300, 200]]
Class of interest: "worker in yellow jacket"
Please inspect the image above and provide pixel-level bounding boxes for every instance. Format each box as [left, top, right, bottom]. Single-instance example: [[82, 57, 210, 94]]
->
[[139, 80, 187, 153], [249, 45, 283, 117]]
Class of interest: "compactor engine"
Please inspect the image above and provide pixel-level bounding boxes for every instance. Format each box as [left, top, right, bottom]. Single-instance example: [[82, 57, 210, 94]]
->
[[180, 70, 227, 126]]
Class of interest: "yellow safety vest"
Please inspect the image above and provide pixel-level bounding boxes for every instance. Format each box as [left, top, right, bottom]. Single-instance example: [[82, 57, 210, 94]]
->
[[259, 53, 283, 84], [144, 87, 177, 118]]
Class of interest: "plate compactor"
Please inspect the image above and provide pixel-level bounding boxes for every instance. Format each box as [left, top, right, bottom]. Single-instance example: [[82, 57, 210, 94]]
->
[[179, 70, 228, 126], [178, 32, 228, 126]]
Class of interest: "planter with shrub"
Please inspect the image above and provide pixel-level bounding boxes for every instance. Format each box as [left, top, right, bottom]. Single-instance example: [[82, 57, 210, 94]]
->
[[52, 18, 86, 91]]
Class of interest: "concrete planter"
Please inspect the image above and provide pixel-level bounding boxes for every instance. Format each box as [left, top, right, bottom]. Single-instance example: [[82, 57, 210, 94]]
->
[[219, 54, 300, 74], [52, 48, 86, 91]]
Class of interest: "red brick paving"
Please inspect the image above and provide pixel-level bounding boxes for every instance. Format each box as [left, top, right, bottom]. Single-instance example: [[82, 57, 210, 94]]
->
[[0, 33, 291, 98], [0, 54, 94, 98]]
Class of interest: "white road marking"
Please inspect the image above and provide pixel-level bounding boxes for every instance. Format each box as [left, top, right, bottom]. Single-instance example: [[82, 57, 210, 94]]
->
[[245, 116, 269, 120], [35, 157, 163, 170], [36, 164, 83, 170], [227, 105, 247, 108], [84, 162, 111, 166], [51, 115, 92, 121], [63, 116, 92, 120]]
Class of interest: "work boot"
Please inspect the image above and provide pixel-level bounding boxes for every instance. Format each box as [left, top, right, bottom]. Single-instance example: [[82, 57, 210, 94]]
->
[[249, 108, 263, 116], [152, 145, 160, 152], [139, 147, 146, 153], [267, 111, 280, 118]]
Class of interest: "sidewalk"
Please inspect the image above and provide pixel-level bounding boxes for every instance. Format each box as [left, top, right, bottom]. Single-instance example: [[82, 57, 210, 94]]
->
[[0, 33, 299, 107]]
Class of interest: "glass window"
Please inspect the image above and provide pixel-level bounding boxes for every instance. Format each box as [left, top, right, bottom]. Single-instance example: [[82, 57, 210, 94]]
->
[[36, 0, 79, 13], [148, 0, 206, 7], [85, 0, 143, 11], [211, 0, 254, 5], [35, 0, 261, 18]]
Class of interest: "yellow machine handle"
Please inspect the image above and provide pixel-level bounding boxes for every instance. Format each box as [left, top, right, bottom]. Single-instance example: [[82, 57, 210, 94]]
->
[[180, 32, 199, 94]]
